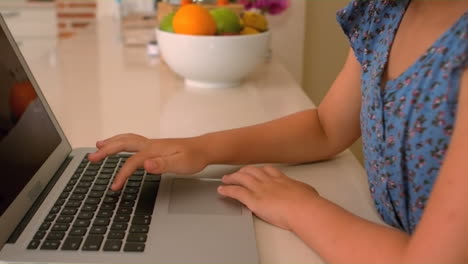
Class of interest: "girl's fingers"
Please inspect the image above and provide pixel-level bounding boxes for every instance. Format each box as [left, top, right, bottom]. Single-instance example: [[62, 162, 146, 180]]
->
[[262, 165, 283, 178], [217, 185, 256, 211], [111, 152, 148, 191], [239, 166, 270, 181], [88, 137, 147, 162], [222, 172, 260, 191]]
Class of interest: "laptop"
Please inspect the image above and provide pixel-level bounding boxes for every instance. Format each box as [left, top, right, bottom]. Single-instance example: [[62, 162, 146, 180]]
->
[[0, 15, 258, 264]]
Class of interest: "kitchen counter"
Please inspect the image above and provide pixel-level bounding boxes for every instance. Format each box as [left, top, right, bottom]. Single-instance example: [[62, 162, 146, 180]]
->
[[21, 18, 385, 263]]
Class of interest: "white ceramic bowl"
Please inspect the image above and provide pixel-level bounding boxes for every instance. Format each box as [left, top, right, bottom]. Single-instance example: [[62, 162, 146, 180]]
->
[[156, 29, 271, 88]]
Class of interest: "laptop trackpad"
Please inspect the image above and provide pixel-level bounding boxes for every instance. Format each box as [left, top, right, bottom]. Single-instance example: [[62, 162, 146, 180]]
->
[[168, 178, 242, 215]]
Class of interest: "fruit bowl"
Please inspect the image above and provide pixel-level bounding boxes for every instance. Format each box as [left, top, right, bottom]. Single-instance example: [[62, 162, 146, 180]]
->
[[156, 29, 271, 88]]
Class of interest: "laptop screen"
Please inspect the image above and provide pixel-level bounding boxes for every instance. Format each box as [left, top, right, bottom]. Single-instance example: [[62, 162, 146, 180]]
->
[[0, 27, 62, 217]]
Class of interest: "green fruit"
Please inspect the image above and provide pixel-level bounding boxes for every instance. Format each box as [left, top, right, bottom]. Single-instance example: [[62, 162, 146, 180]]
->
[[209, 8, 241, 35], [159, 12, 175, 33]]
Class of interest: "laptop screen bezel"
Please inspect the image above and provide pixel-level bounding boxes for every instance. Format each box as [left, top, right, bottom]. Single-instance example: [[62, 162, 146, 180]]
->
[[0, 15, 73, 249]]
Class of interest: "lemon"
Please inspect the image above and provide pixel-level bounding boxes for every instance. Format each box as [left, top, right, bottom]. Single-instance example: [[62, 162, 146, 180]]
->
[[242, 11, 268, 32]]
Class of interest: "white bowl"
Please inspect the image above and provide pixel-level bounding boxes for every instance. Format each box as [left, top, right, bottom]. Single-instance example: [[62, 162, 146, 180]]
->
[[156, 29, 271, 88]]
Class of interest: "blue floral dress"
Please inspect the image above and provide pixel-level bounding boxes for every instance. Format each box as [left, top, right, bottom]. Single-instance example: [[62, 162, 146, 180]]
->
[[336, 0, 467, 233]]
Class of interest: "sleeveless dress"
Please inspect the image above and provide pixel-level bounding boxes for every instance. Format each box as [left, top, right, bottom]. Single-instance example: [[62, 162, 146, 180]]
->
[[336, 0, 467, 233]]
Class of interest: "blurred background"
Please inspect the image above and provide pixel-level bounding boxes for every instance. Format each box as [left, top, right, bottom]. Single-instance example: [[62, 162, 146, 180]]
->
[[0, 0, 363, 163]]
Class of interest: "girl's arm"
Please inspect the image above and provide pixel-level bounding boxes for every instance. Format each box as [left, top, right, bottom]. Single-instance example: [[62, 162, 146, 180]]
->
[[90, 49, 363, 190], [220, 69, 468, 263]]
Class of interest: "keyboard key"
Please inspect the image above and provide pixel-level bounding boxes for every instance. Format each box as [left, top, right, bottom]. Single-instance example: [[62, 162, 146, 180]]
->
[[145, 174, 161, 182], [106, 190, 121, 197], [106, 157, 119, 163], [77, 212, 94, 219], [54, 199, 66, 206], [117, 207, 132, 215], [85, 197, 101, 204], [65, 201, 81, 208], [93, 218, 110, 226], [73, 188, 88, 194], [52, 223, 70, 232], [101, 203, 116, 210], [95, 179, 110, 185], [78, 181, 91, 187], [98, 174, 112, 180], [122, 193, 137, 200], [81, 176, 95, 182], [61, 236, 83, 251], [70, 194, 85, 200], [81, 204, 97, 212], [92, 185, 107, 191], [135, 181, 159, 215], [132, 170, 144, 176], [124, 243, 145, 252], [128, 175, 143, 181], [97, 210, 113, 218], [103, 162, 117, 168], [126, 181, 141, 187], [103, 239, 122, 251], [69, 227, 87, 237], [101, 168, 114, 174], [84, 171, 98, 176], [27, 240, 40, 250], [45, 213, 56, 222], [33, 230, 46, 240], [103, 197, 118, 204], [107, 231, 125, 240], [59, 192, 70, 199], [40, 241, 60, 250], [119, 200, 135, 208], [88, 164, 101, 170], [110, 223, 128, 231], [46, 231, 65, 241], [56, 215, 73, 223], [124, 187, 139, 194], [90, 226, 107, 234], [114, 215, 130, 223], [88, 191, 104, 198], [129, 225, 149, 234], [82, 235, 104, 251], [61, 208, 78, 215], [68, 179, 78, 186], [132, 215, 151, 225], [49, 206, 61, 214], [126, 233, 147, 243], [39, 222, 51, 231], [73, 219, 91, 228]]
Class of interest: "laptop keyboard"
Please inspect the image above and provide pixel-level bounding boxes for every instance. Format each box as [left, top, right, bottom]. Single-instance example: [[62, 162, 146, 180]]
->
[[26, 154, 160, 252]]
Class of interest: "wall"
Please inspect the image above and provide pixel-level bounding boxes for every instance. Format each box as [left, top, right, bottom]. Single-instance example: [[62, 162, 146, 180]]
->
[[268, 0, 306, 85], [302, 0, 364, 163]]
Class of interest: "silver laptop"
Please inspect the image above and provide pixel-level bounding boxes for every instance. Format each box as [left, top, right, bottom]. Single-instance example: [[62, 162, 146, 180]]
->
[[0, 15, 258, 264]]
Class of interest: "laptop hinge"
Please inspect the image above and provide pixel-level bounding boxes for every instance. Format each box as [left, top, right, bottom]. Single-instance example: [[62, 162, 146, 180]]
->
[[6, 156, 73, 244]]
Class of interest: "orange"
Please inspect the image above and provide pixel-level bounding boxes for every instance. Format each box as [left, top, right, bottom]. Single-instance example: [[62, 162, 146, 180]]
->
[[173, 4, 217, 35]]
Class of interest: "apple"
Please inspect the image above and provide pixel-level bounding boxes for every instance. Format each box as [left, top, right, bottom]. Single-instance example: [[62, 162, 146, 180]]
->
[[209, 8, 241, 35]]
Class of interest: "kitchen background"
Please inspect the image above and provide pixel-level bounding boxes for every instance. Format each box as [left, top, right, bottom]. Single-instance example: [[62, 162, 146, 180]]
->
[[0, 0, 363, 163]]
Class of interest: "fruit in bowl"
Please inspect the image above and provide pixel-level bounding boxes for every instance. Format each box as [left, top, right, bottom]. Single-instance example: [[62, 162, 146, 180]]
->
[[156, 4, 270, 88]]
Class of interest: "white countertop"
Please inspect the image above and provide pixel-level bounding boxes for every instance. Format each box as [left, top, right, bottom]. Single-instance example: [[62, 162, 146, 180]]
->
[[24, 18, 385, 264]]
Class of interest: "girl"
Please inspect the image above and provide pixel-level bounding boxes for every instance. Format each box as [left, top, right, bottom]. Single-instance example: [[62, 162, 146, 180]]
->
[[89, 0, 467, 262]]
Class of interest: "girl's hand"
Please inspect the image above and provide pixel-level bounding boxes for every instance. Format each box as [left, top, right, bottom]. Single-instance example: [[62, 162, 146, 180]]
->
[[88, 133, 209, 191], [218, 165, 319, 230]]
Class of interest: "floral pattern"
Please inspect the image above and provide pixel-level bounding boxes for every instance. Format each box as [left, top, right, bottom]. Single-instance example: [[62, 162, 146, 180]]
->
[[337, 0, 467, 233]]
